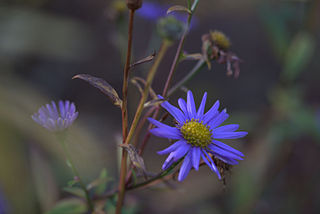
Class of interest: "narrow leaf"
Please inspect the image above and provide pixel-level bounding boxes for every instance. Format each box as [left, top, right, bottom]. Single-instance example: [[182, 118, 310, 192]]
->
[[130, 52, 155, 68], [130, 78, 144, 96], [87, 170, 111, 191], [63, 187, 85, 198], [73, 74, 122, 108], [45, 199, 86, 214], [92, 168, 111, 194], [131, 77, 157, 99], [167, 5, 191, 15]]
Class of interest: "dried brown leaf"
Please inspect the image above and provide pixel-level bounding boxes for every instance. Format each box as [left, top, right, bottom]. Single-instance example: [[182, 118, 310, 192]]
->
[[73, 74, 122, 108]]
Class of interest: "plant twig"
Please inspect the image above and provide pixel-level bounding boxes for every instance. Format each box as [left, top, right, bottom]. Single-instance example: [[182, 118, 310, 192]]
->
[[117, 8, 135, 214], [124, 41, 170, 146]]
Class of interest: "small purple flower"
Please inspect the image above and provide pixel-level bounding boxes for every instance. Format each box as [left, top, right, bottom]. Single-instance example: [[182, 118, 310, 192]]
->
[[148, 91, 247, 181], [32, 100, 78, 132]]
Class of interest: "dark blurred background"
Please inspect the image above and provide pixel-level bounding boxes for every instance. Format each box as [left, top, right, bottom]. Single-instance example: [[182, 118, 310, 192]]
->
[[1, 0, 320, 213]]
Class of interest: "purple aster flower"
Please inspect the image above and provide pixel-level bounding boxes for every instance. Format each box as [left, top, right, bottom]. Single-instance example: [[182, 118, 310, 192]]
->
[[32, 100, 78, 132], [148, 91, 247, 181]]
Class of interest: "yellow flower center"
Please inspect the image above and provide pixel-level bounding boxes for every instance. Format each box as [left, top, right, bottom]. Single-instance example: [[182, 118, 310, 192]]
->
[[180, 119, 212, 147]]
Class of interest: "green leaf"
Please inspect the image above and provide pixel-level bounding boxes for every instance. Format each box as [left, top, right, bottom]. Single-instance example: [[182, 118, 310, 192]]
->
[[73, 74, 122, 108], [283, 32, 315, 81], [45, 199, 86, 214], [67, 179, 78, 187], [66, 159, 72, 169], [87, 168, 111, 194], [63, 187, 85, 198], [167, 5, 191, 15]]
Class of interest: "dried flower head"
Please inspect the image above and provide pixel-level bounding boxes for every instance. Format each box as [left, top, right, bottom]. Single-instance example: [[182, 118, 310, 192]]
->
[[126, 0, 143, 10], [148, 91, 247, 181], [210, 30, 231, 50], [32, 100, 78, 132], [202, 30, 242, 78]]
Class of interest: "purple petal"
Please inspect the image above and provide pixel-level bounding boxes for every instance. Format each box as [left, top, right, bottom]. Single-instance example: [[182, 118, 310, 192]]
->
[[158, 95, 186, 124], [192, 147, 201, 171], [157, 140, 187, 155], [214, 131, 248, 139], [161, 142, 190, 170], [59, 101, 66, 118], [51, 101, 59, 119], [171, 143, 191, 161], [178, 151, 192, 181], [212, 153, 239, 165], [162, 154, 175, 170], [196, 92, 207, 119], [200, 151, 221, 179], [149, 128, 182, 140], [208, 144, 243, 160], [69, 102, 76, 115], [211, 140, 244, 157], [64, 101, 70, 118], [202, 149, 221, 179], [214, 124, 239, 133], [202, 100, 220, 123], [46, 104, 55, 120], [208, 110, 229, 128], [178, 98, 188, 117], [148, 118, 175, 130], [187, 91, 197, 118]]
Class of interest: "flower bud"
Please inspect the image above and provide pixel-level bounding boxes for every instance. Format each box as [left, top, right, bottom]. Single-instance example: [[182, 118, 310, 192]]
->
[[157, 16, 185, 42], [126, 0, 143, 10]]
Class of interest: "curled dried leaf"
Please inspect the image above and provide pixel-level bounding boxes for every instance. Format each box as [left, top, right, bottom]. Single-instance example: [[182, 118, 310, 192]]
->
[[119, 144, 148, 176], [131, 77, 157, 99], [73, 74, 122, 108], [130, 52, 156, 68]]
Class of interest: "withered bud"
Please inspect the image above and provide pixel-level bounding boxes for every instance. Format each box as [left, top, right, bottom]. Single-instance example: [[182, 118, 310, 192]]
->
[[201, 30, 242, 78], [126, 0, 143, 10]]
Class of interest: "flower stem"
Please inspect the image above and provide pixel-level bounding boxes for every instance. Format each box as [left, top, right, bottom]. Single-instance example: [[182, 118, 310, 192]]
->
[[57, 134, 94, 212], [117, 8, 135, 214], [167, 59, 206, 96], [162, 0, 199, 97], [124, 41, 171, 146], [137, 1, 201, 157]]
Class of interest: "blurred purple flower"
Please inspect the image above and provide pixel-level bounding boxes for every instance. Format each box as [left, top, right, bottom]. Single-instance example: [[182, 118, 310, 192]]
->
[[32, 100, 78, 132], [137, 1, 198, 28], [148, 91, 247, 181]]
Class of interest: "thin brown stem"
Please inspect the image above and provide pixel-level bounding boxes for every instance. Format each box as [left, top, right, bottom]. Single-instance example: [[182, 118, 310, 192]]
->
[[117, 9, 135, 214], [124, 41, 170, 146], [162, 14, 193, 97]]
